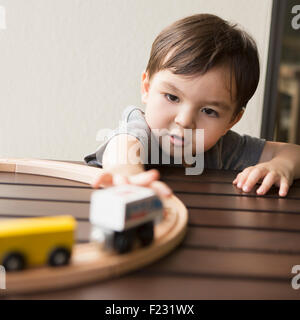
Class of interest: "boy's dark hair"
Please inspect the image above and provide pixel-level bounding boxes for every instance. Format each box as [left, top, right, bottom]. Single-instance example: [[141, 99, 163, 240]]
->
[[145, 13, 260, 120]]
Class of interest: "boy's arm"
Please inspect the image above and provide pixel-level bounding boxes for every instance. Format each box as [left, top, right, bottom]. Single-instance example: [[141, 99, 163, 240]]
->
[[102, 133, 145, 176], [92, 134, 173, 198], [233, 141, 300, 197]]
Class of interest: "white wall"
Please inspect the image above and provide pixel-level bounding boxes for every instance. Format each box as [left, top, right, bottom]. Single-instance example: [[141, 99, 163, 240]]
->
[[0, 0, 273, 161]]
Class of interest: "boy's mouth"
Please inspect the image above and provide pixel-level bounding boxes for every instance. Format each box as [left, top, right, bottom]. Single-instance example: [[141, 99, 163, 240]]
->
[[169, 134, 185, 146]]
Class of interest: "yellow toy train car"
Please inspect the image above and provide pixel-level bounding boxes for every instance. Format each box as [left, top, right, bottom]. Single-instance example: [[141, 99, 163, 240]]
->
[[0, 215, 76, 272]]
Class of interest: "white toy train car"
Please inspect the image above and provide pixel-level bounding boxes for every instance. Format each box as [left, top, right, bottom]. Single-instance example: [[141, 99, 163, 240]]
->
[[89, 184, 164, 253]]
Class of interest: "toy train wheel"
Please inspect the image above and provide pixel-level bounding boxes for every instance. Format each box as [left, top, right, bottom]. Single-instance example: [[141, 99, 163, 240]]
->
[[48, 247, 71, 267], [113, 230, 135, 254], [2, 252, 26, 272], [137, 221, 154, 247]]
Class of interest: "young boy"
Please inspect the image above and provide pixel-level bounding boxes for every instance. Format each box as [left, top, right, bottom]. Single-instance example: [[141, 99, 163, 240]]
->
[[84, 13, 300, 199]]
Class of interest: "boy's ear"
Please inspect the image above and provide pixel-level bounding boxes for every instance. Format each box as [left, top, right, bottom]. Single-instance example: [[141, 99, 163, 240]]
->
[[141, 71, 150, 104]]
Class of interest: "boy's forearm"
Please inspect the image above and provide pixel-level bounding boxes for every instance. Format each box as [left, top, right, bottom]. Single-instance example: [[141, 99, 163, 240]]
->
[[102, 134, 145, 177], [272, 143, 300, 179]]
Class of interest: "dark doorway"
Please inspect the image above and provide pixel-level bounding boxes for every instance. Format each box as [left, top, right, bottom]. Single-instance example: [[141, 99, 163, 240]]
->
[[261, 0, 300, 145]]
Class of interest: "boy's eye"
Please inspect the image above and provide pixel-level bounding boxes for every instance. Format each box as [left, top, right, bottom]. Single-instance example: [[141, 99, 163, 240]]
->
[[201, 107, 219, 117], [165, 93, 179, 103]]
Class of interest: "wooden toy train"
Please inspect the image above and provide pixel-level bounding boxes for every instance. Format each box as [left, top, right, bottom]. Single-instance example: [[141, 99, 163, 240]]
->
[[0, 184, 163, 272]]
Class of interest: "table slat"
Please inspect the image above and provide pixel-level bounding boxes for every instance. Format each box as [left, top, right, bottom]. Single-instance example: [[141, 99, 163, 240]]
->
[[177, 193, 300, 213], [5, 272, 299, 300]]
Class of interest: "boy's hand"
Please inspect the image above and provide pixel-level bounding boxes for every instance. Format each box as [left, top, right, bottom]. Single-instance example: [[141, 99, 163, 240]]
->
[[232, 158, 294, 197], [92, 168, 173, 199]]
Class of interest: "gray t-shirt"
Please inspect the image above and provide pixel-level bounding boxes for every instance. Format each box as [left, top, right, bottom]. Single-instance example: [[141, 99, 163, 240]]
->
[[84, 105, 266, 171]]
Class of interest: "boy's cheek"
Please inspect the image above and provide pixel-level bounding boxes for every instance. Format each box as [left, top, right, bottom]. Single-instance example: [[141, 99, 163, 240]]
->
[[144, 111, 156, 129], [145, 108, 169, 130]]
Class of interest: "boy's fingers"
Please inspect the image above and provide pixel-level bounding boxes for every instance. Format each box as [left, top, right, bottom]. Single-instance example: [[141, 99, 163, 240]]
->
[[241, 168, 266, 192], [113, 174, 129, 185], [235, 168, 252, 188], [279, 177, 289, 197], [127, 169, 160, 186], [92, 172, 113, 188], [92, 169, 160, 189], [256, 171, 277, 195], [232, 172, 242, 185], [149, 180, 173, 198]]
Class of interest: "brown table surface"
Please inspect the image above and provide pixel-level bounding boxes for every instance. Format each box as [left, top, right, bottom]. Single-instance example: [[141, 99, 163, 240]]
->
[[2, 162, 300, 299]]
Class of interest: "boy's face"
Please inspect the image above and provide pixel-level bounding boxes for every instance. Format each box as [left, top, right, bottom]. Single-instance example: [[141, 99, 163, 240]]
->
[[141, 65, 244, 159]]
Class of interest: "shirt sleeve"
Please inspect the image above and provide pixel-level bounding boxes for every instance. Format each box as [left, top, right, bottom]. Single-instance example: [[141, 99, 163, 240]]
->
[[204, 130, 266, 171], [84, 105, 151, 167]]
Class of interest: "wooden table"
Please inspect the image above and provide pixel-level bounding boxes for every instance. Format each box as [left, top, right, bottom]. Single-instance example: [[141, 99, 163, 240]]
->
[[1, 162, 300, 299]]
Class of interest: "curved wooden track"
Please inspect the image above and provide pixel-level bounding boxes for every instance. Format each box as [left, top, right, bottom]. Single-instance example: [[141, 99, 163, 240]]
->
[[0, 159, 188, 295]]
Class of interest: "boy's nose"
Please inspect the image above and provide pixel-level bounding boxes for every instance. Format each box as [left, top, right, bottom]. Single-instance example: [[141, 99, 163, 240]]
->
[[174, 107, 196, 129]]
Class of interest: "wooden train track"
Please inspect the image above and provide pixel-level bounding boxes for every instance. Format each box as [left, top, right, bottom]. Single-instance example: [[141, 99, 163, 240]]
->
[[0, 159, 188, 295]]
